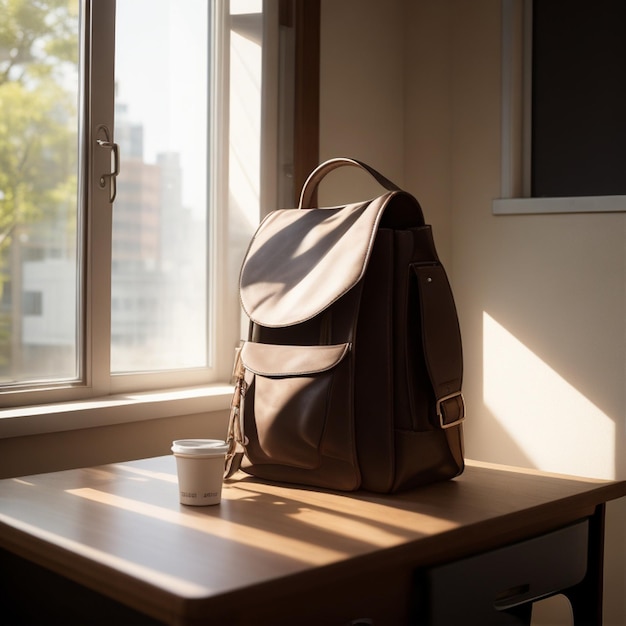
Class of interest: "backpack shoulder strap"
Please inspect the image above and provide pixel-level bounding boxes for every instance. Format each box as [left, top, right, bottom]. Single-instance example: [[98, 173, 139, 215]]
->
[[414, 264, 465, 429]]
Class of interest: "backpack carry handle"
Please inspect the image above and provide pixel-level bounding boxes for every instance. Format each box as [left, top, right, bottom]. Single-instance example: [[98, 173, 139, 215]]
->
[[298, 157, 402, 209]]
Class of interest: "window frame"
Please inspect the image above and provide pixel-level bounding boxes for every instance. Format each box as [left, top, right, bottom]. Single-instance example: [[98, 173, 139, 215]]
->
[[0, 0, 223, 407], [0, 0, 320, 437], [493, 0, 626, 215]]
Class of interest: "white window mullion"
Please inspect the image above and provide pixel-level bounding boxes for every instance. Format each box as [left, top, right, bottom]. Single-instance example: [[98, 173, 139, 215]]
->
[[86, 0, 116, 397], [208, 0, 233, 384]]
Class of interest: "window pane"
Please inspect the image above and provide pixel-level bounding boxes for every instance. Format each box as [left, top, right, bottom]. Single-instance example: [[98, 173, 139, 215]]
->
[[0, 0, 81, 384], [113, 0, 208, 372], [531, 0, 626, 197]]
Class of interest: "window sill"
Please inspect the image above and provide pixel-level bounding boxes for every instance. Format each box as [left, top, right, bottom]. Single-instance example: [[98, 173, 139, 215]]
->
[[493, 195, 626, 215], [0, 384, 234, 439]]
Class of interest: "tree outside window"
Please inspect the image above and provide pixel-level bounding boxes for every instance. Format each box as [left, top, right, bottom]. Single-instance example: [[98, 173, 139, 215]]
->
[[0, 0, 80, 383]]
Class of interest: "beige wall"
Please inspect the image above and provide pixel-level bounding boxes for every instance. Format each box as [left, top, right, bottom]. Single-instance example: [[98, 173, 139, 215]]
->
[[0, 410, 229, 480], [320, 0, 625, 623], [318, 0, 407, 208]]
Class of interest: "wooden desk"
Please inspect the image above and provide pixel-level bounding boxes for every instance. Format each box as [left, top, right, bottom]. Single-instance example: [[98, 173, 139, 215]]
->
[[0, 457, 624, 625]]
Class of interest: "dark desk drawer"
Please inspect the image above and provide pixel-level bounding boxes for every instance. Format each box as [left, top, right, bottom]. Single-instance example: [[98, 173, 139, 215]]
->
[[415, 520, 588, 625]]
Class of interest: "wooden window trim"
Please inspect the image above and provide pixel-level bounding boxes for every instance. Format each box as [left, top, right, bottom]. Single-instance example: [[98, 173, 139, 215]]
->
[[281, 0, 320, 205]]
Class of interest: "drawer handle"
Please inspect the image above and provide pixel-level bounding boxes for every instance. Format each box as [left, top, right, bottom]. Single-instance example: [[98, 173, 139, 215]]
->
[[494, 583, 531, 610]]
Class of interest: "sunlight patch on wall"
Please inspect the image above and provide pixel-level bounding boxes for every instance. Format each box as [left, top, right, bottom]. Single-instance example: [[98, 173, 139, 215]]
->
[[483, 312, 615, 479]]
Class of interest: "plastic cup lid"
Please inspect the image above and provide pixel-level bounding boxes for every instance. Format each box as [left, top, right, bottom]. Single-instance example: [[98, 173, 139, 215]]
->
[[171, 439, 229, 456]]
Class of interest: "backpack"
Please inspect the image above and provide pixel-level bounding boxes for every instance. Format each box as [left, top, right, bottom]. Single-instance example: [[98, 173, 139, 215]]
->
[[225, 158, 465, 493]]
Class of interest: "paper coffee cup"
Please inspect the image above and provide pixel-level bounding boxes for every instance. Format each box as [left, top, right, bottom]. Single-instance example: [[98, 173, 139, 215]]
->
[[171, 439, 229, 506]]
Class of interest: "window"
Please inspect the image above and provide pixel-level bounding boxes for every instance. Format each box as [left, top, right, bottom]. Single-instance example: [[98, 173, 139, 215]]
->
[[0, 0, 81, 387], [531, 0, 626, 198], [0, 0, 319, 417], [112, 0, 210, 375], [494, 0, 626, 214], [22, 292, 43, 317]]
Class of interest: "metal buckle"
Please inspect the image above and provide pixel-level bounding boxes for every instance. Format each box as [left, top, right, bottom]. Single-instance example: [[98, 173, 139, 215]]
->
[[437, 391, 465, 429]]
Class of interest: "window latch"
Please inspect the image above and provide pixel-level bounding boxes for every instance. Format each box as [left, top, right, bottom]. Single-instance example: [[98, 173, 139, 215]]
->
[[96, 125, 120, 203]]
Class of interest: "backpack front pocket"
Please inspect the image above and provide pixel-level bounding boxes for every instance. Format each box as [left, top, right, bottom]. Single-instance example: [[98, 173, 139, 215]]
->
[[240, 342, 351, 469]]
